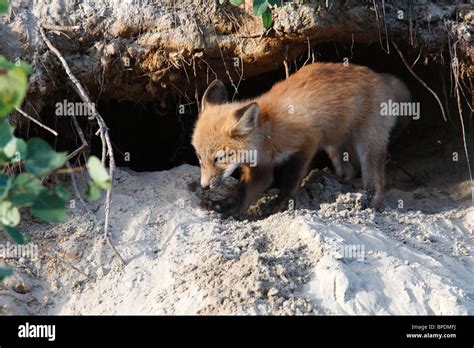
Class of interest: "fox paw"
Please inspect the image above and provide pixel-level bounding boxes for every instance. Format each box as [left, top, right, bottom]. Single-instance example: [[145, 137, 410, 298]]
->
[[359, 190, 383, 210], [271, 199, 295, 215]]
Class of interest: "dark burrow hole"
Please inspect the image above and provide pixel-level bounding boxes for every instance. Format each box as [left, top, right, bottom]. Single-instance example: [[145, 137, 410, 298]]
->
[[24, 42, 472, 197]]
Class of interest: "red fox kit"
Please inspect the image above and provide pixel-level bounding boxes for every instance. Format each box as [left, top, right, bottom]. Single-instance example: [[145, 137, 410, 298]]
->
[[192, 62, 411, 216]]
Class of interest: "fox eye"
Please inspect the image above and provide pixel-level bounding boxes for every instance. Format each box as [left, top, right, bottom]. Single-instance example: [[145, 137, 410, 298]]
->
[[214, 153, 226, 164]]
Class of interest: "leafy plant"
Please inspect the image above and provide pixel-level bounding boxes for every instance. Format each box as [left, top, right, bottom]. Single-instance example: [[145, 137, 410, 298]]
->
[[0, 0, 7, 15], [0, 0, 110, 281], [0, 267, 13, 281], [222, 0, 284, 29]]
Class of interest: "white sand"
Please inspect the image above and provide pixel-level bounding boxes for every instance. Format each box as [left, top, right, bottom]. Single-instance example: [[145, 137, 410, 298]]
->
[[1, 164, 473, 315]]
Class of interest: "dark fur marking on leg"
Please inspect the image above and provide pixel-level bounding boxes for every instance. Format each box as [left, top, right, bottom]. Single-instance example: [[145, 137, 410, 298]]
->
[[273, 152, 306, 212]]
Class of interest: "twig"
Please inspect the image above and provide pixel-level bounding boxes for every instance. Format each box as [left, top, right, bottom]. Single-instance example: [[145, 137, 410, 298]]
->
[[350, 33, 354, 59], [14, 107, 58, 137], [373, 0, 389, 54], [44, 250, 93, 280], [234, 32, 266, 39], [66, 161, 98, 221], [66, 143, 88, 161], [440, 70, 458, 130], [408, 0, 414, 47], [56, 166, 85, 174], [41, 24, 80, 32], [302, 37, 311, 68], [391, 39, 447, 122], [283, 60, 290, 79], [381, 0, 390, 54], [66, 113, 89, 161], [208, 17, 239, 96], [192, 57, 200, 111], [232, 56, 244, 101], [39, 25, 126, 266], [389, 159, 424, 186], [411, 46, 423, 68], [451, 41, 474, 202]]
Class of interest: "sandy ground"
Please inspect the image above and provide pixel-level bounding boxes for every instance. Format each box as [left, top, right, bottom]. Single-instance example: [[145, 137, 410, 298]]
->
[[1, 157, 473, 315]]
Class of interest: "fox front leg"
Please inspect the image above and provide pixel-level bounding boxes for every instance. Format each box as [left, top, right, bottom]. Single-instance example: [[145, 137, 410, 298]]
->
[[233, 166, 274, 217], [271, 150, 315, 214]]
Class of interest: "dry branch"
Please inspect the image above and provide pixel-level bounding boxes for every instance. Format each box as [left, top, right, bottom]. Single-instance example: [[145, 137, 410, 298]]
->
[[450, 42, 474, 202], [391, 39, 447, 122], [66, 161, 98, 221], [14, 107, 58, 137], [67, 114, 89, 161], [41, 24, 80, 32], [44, 249, 93, 280], [39, 25, 126, 266]]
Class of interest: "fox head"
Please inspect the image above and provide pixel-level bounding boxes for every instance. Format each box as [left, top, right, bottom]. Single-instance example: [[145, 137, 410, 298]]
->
[[192, 80, 260, 189]]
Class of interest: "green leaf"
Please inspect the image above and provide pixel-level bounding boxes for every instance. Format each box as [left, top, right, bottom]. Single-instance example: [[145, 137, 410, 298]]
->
[[0, 66, 28, 118], [0, 56, 15, 69], [0, 175, 12, 201], [14, 60, 32, 76], [253, 0, 269, 16], [10, 173, 46, 207], [0, 56, 32, 76], [219, 0, 225, 4], [55, 185, 71, 202], [24, 138, 66, 177], [0, 268, 13, 281], [3, 137, 26, 160], [0, 119, 14, 148], [0, 151, 10, 166], [2, 224, 25, 244], [87, 156, 111, 190], [262, 7, 273, 28], [31, 190, 66, 222], [229, 0, 243, 6], [0, 173, 12, 200], [0, 201, 20, 227], [0, 0, 8, 16], [85, 182, 102, 202]]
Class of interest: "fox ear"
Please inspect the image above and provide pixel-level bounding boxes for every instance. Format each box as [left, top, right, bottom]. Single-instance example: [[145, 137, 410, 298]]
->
[[201, 80, 228, 111], [231, 103, 259, 137]]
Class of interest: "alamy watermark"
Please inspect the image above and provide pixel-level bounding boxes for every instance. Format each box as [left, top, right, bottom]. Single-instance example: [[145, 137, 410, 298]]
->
[[215, 147, 258, 167], [380, 99, 420, 120], [0, 242, 39, 261], [330, 244, 365, 262], [55, 100, 95, 120]]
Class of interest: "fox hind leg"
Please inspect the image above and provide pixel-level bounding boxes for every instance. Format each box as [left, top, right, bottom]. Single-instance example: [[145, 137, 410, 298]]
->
[[326, 143, 358, 182], [355, 141, 387, 209], [341, 141, 359, 182], [370, 150, 386, 208], [325, 145, 344, 179]]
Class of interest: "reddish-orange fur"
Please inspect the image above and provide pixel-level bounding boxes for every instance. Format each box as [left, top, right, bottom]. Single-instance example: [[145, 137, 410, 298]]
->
[[192, 62, 410, 216]]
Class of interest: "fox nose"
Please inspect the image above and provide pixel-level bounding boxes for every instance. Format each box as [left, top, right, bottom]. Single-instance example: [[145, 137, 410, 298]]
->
[[200, 178, 210, 189]]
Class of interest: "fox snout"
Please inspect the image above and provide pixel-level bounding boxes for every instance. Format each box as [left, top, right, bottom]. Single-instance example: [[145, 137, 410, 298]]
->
[[200, 169, 220, 189], [200, 176, 212, 189], [200, 161, 240, 189]]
